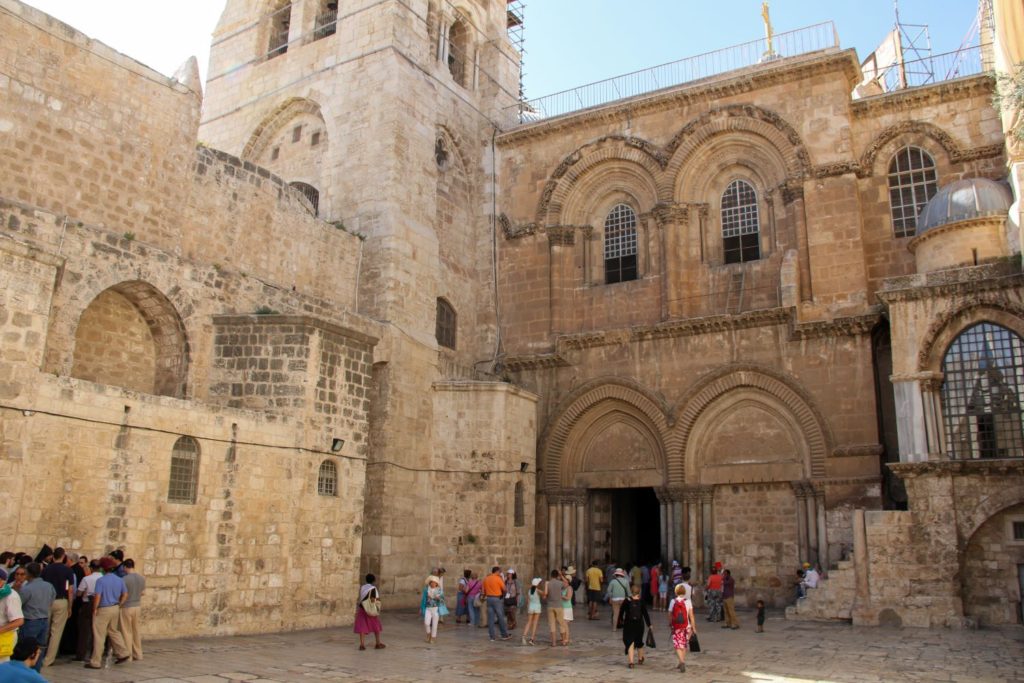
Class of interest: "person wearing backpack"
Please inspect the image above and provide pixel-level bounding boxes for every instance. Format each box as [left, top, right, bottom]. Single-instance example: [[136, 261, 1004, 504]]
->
[[617, 585, 651, 668], [669, 583, 696, 673]]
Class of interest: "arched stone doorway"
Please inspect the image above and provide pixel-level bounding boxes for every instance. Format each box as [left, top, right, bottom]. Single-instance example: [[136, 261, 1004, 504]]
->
[[962, 502, 1024, 625], [539, 381, 669, 574], [539, 370, 831, 606]]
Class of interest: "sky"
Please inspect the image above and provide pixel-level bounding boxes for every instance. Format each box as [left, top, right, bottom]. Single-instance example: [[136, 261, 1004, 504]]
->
[[22, 0, 980, 100]]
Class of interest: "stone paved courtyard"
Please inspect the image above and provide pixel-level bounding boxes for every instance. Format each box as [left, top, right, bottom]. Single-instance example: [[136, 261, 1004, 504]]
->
[[44, 608, 1024, 683]]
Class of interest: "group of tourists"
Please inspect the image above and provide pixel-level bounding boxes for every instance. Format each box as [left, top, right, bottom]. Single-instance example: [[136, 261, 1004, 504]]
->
[[0, 544, 146, 680], [350, 556, 779, 672]]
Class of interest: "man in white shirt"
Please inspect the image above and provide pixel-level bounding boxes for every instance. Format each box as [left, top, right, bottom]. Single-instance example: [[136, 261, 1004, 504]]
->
[[74, 560, 102, 662], [802, 562, 820, 589]]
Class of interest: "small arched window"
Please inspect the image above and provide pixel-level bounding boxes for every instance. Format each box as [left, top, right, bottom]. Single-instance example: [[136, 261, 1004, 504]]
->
[[447, 18, 469, 86], [941, 322, 1024, 459], [888, 146, 938, 238], [721, 179, 760, 264], [267, 2, 291, 59], [317, 460, 338, 496], [436, 298, 457, 349], [290, 182, 320, 216], [513, 481, 525, 527], [604, 204, 638, 284], [168, 436, 200, 504]]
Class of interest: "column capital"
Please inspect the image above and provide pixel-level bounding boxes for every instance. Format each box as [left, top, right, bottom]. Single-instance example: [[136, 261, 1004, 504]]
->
[[547, 488, 587, 505], [648, 202, 690, 227]]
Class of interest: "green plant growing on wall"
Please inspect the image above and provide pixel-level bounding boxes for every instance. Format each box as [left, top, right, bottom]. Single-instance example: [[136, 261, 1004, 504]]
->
[[254, 306, 279, 315], [994, 63, 1024, 143], [122, 232, 135, 241]]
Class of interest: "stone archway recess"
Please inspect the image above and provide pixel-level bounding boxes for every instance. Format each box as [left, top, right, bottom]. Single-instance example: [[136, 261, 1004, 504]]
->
[[71, 281, 190, 398]]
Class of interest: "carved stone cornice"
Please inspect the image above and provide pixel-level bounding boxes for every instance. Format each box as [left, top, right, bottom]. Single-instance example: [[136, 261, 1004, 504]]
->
[[650, 202, 690, 226], [850, 75, 995, 119], [546, 488, 588, 505], [780, 181, 804, 205], [876, 264, 1024, 304], [547, 225, 578, 246], [629, 308, 791, 344], [791, 481, 816, 498], [501, 353, 571, 373], [788, 312, 881, 341], [888, 459, 1024, 478], [501, 218, 537, 240], [817, 475, 883, 487], [812, 161, 861, 179], [496, 51, 861, 145], [831, 443, 884, 458]]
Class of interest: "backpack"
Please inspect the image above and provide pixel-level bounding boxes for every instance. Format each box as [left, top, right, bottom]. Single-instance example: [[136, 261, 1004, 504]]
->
[[671, 599, 688, 630], [626, 599, 644, 623]]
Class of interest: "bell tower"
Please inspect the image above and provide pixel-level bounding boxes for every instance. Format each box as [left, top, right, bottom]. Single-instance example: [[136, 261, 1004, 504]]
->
[[199, 1, 531, 603]]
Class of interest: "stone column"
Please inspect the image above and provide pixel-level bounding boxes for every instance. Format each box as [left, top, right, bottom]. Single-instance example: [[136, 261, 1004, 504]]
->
[[685, 489, 700, 569], [699, 486, 714, 575], [783, 183, 812, 302], [851, 508, 871, 622], [793, 482, 810, 563], [656, 488, 671, 563], [547, 498, 558, 573], [891, 372, 942, 462], [805, 488, 818, 564], [575, 493, 586, 572], [814, 487, 828, 565], [561, 499, 573, 566], [921, 376, 946, 458]]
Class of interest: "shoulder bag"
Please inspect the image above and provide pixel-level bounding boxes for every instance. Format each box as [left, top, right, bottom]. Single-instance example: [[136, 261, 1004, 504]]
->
[[361, 587, 381, 617]]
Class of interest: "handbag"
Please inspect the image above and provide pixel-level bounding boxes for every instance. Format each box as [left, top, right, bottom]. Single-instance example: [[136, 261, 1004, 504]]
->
[[644, 627, 656, 649], [361, 596, 380, 617], [689, 632, 701, 653], [438, 600, 450, 617]]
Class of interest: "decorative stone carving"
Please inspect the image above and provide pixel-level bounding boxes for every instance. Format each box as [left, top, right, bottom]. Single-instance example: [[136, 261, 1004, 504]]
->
[[831, 444, 884, 458], [546, 225, 576, 246], [856, 119, 1005, 178]]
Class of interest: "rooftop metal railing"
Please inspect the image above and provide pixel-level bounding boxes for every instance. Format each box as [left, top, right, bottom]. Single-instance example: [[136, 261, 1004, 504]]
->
[[878, 44, 989, 92], [503, 21, 840, 128]]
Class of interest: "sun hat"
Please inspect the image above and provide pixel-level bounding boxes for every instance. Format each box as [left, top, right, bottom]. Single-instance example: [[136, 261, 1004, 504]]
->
[[426, 574, 440, 586], [614, 568, 626, 577]]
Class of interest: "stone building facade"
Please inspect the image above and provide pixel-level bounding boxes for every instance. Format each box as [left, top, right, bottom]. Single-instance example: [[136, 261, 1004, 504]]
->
[[0, 0, 1022, 636]]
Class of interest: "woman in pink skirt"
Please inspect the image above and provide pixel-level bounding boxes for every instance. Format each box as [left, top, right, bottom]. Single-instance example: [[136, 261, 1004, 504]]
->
[[354, 573, 385, 650]]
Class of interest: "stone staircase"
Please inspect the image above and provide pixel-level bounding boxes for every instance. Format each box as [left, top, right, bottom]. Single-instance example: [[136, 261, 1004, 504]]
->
[[785, 560, 856, 622]]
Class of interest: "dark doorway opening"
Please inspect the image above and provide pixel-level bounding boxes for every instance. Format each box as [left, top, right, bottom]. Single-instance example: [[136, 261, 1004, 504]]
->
[[609, 487, 661, 566]]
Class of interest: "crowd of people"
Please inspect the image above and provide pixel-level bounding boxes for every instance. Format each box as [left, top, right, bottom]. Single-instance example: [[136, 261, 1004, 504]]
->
[[0, 544, 146, 679], [349, 556, 826, 671]]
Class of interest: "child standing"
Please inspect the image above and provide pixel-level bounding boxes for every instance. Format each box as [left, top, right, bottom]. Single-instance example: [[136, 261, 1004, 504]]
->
[[756, 599, 766, 633], [657, 569, 668, 611]]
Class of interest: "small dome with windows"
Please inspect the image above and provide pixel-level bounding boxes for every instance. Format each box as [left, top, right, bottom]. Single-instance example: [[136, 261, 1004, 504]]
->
[[909, 177, 1015, 273], [916, 178, 1012, 234]]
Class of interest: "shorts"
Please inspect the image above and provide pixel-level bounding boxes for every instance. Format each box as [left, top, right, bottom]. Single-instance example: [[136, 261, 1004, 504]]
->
[[587, 589, 602, 604]]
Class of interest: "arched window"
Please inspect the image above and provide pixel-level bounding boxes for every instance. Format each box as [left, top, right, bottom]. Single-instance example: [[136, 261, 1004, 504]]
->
[[317, 460, 338, 496], [313, 1, 338, 40], [721, 179, 760, 264], [436, 298, 457, 349], [604, 204, 638, 284], [513, 481, 525, 527], [290, 182, 319, 216], [267, 2, 291, 59], [941, 322, 1024, 459], [447, 18, 469, 86], [888, 146, 938, 238], [168, 436, 200, 504]]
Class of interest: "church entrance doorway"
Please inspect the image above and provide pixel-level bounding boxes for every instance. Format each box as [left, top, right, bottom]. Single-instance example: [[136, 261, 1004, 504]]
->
[[590, 488, 661, 567]]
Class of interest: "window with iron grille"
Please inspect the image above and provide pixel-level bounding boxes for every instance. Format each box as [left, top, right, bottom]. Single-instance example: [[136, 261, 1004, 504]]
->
[[317, 460, 338, 496], [447, 19, 469, 87], [168, 436, 200, 504], [289, 182, 319, 216], [941, 322, 1024, 459], [267, 3, 291, 59], [604, 204, 638, 284], [721, 179, 760, 264], [313, 2, 338, 41], [887, 146, 938, 238], [436, 298, 456, 349]]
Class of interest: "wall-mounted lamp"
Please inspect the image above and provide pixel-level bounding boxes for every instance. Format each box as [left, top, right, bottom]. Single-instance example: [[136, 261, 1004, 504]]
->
[[331, 438, 345, 453]]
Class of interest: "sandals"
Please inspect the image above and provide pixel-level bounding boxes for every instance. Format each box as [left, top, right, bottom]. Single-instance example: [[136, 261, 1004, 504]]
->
[[628, 663, 634, 669], [374, 643, 386, 649], [358, 645, 366, 651]]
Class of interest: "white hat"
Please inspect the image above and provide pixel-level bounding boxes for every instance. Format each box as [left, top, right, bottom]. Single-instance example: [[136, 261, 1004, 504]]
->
[[531, 577, 542, 587], [507, 568, 516, 575], [426, 574, 440, 586]]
